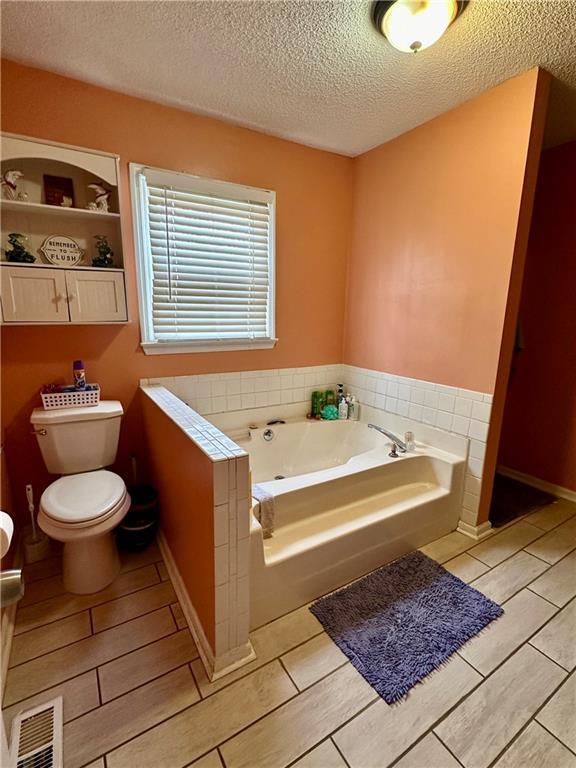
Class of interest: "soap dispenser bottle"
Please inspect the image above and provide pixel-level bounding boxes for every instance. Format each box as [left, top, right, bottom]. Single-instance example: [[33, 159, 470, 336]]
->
[[336, 384, 347, 419], [348, 395, 359, 421]]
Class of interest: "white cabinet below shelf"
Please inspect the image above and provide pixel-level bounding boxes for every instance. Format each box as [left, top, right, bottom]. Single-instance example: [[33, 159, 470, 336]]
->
[[66, 269, 127, 323], [0, 264, 128, 325], [0, 265, 69, 323]]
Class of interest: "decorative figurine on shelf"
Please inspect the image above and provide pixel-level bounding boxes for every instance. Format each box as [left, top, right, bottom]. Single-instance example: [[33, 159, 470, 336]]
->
[[87, 182, 111, 213], [92, 235, 114, 267], [61, 196, 73, 208], [1, 169, 25, 201], [5, 232, 35, 263]]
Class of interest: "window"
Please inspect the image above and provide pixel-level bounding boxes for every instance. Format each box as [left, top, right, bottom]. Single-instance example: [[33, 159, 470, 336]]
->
[[130, 164, 276, 354]]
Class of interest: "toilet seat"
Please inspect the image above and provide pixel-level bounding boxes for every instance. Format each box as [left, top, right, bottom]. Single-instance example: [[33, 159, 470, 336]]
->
[[41, 470, 128, 528]]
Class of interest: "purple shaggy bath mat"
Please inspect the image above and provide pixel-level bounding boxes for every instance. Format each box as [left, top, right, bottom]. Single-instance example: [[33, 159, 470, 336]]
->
[[310, 550, 503, 703]]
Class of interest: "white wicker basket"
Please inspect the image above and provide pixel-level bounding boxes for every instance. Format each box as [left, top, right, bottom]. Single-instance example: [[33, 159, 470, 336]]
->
[[41, 386, 100, 410]]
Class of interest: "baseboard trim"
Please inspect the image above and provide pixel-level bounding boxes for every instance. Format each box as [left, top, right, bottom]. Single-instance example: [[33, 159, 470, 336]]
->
[[211, 640, 257, 681], [157, 530, 255, 683], [1, 534, 23, 699], [457, 520, 493, 541], [498, 466, 576, 504]]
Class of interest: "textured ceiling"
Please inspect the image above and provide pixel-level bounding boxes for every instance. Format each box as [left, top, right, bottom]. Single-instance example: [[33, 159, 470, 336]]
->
[[2, 0, 576, 156]]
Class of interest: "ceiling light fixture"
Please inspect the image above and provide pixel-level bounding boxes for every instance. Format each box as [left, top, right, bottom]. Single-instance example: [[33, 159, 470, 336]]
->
[[373, 0, 467, 53]]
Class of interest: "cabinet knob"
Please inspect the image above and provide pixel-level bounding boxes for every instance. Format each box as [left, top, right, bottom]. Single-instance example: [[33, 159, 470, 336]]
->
[[67, 294, 75, 303]]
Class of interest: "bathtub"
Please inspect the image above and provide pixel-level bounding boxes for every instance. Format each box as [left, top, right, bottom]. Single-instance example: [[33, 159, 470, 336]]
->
[[236, 419, 466, 628]]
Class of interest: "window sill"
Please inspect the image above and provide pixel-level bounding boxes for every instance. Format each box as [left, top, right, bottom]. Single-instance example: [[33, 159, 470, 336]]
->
[[141, 338, 278, 355]]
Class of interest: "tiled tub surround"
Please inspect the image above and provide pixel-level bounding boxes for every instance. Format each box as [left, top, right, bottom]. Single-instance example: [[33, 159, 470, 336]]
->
[[341, 365, 493, 535], [144, 363, 492, 531], [140, 386, 254, 679], [143, 365, 342, 417], [238, 420, 465, 627]]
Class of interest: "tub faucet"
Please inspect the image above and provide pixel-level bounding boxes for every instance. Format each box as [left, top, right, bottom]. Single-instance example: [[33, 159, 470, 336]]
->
[[367, 423, 407, 453]]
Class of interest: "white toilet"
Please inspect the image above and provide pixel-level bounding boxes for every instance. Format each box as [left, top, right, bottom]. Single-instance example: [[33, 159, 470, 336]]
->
[[30, 401, 131, 594]]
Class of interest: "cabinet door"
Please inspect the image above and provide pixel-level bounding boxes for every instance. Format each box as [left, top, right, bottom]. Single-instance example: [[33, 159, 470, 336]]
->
[[0, 266, 70, 322], [65, 270, 127, 322]]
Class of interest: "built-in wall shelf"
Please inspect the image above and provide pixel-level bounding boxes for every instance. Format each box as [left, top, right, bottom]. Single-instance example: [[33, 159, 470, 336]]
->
[[0, 261, 124, 272], [1, 198, 121, 221], [1, 132, 128, 325]]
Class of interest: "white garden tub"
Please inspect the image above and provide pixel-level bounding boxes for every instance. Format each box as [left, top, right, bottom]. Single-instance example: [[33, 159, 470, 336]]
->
[[236, 419, 466, 628]]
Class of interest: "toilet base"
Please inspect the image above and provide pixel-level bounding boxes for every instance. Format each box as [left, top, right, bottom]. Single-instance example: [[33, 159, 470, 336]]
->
[[63, 532, 120, 594]]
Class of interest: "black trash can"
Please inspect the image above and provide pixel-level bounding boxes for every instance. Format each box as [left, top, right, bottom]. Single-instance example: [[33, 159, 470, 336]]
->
[[117, 485, 159, 551]]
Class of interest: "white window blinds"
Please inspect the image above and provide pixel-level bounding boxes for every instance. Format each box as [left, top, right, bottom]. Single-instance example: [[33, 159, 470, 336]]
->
[[131, 165, 276, 353]]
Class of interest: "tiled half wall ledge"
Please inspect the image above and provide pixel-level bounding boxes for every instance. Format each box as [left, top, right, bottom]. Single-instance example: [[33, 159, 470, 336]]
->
[[140, 385, 255, 681], [141, 365, 493, 534]]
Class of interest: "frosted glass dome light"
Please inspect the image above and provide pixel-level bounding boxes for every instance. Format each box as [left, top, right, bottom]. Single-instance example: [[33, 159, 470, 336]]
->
[[373, 0, 466, 53]]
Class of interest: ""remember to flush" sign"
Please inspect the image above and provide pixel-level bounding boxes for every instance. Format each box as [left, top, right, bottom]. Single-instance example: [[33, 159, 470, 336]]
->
[[40, 235, 85, 267]]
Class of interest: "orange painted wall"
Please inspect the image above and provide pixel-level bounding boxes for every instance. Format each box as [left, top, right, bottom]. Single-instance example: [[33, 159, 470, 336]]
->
[[1, 60, 552, 541], [141, 393, 215, 647], [475, 70, 550, 525], [343, 69, 544, 394], [0, 60, 353, 525], [497, 141, 576, 492]]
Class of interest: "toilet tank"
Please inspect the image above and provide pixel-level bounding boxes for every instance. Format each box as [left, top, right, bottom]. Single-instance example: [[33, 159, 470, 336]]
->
[[30, 401, 124, 475]]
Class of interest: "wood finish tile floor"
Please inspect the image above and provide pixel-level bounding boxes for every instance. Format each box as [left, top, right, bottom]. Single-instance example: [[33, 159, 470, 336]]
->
[[3, 503, 576, 768]]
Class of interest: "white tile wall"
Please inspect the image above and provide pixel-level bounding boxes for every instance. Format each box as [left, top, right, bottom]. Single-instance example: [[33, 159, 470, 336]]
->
[[144, 365, 341, 417]]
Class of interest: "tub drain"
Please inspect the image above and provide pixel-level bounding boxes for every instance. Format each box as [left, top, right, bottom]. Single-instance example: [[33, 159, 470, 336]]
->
[[274, 475, 286, 480]]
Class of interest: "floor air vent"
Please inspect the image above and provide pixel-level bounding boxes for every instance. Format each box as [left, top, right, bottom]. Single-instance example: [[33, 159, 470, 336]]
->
[[10, 697, 63, 768]]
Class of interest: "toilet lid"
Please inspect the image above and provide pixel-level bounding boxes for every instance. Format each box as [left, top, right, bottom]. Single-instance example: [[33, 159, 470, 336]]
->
[[41, 470, 127, 524]]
